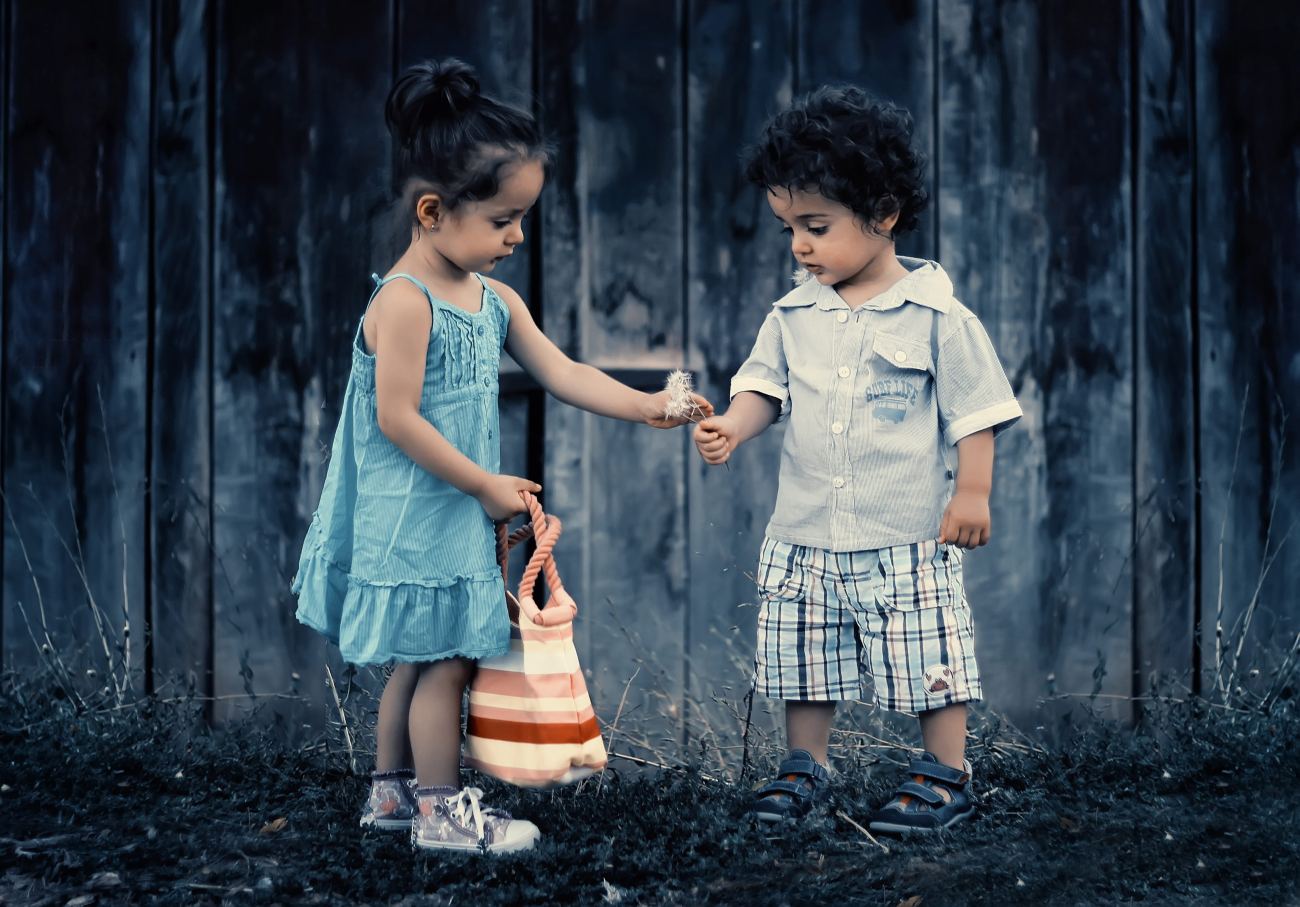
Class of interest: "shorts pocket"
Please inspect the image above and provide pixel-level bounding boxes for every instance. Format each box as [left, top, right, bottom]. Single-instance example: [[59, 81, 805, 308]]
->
[[757, 538, 809, 601], [876, 539, 960, 612]]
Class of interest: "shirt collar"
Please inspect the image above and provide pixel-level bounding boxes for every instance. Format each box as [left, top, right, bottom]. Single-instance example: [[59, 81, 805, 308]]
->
[[774, 257, 952, 314]]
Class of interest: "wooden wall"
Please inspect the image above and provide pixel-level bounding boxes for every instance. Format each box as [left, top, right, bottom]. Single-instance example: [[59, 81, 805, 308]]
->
[[3, 0, 1297, 736]]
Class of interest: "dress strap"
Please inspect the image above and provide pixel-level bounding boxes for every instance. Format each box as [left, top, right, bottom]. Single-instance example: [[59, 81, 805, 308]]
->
[[372, 272, 439, 315]]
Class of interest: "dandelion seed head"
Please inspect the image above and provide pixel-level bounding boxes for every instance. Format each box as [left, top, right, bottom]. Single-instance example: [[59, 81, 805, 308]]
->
[[792, 268, 814, 286], [664, 369, 699, 420]]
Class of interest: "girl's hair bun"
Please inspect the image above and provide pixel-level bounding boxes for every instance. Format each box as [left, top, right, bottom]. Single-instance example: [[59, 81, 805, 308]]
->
[[385, 57, 482, 145]]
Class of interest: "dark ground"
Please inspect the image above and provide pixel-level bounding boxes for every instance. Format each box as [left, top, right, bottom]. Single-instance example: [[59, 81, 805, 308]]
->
[[2, 679, 1298, 907]]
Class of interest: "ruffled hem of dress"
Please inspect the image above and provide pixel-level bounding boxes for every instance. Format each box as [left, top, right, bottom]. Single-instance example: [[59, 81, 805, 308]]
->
[[292, 547, 508, 667], [295, 605, 508, 666]]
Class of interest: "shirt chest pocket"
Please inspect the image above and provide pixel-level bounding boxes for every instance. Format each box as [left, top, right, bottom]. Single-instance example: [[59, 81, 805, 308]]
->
[[866, 331, 931, 427], [869, 330, 932, 375]]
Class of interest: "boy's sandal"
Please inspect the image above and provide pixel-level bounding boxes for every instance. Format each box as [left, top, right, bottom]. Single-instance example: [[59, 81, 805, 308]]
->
[[749, 749, 831, 823], [867, 751, 974, 833]]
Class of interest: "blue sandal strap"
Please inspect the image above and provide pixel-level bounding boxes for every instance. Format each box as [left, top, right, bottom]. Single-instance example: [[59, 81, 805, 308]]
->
[[896, 780, 947, 806], [775, 751, 831, 784], [756, 779, 813, 800], [907, 757, 969, 787]]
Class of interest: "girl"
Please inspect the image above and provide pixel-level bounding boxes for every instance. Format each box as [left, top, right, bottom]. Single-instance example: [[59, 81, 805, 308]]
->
[[292, 58, 711, 855]]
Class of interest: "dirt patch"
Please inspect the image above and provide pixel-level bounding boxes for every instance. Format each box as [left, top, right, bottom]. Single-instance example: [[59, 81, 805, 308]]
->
[[2, 682, 1298, 906]]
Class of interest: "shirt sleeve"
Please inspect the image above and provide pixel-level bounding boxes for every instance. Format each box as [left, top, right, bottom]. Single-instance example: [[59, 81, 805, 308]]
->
[[935, 313, 1023, 446], [729, 310, 791, 419]]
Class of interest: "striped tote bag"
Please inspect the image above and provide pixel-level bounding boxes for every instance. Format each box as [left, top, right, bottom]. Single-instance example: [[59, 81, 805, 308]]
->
[[464, 492, 607, 787]]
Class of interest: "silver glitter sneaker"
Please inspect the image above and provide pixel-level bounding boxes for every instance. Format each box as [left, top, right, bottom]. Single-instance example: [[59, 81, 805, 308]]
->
[[359, 769, 418, 831], [411, 785, 540, 854]]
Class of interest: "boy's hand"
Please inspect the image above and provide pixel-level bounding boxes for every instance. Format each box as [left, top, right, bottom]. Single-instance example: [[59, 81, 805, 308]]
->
[[939, 490, 990, 549], [475, 474, 542, 521], [641, 389, 715, 429], [694, 415, 738, 465]]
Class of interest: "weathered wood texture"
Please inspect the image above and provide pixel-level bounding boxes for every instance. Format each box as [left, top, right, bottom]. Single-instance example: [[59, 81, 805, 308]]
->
[[684, 0, 793, 751], [152, 0, 213, 697], [1194, 0, 1300, 694], [211, 1, 392, 729], [938, 0, 1134, 716], [1134, 0, 1196, 692], [2, 0, 1296, 734], [541, 0, 693, 748], [3, 1, 151, 695]]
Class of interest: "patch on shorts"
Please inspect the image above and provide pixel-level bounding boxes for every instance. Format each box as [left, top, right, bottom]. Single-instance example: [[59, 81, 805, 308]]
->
[[923, 664, 954, 695]]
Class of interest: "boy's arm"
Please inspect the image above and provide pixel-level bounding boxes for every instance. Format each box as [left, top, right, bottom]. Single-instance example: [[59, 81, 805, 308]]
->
[[493, 278, 712, 427], [371, 282, 540, 520], [693, 391, 780, 465], [938, 428, 994, 548]]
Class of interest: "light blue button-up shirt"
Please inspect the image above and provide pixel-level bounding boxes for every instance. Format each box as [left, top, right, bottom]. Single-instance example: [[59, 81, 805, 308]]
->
[[731, 257, 1023, 552]]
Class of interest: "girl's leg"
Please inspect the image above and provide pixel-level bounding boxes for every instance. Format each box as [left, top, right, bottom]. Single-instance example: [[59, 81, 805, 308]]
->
[[919, 702, 967, 770], [374, 663, 419, 773], [409, 657, 475, 788], [786, 700, 837, 762]]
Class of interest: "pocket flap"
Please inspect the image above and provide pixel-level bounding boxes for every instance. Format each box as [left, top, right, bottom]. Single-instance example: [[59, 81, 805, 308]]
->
[[871, 331, 931, 371]]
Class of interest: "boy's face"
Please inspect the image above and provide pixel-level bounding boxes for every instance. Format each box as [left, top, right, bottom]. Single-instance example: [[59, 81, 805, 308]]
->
[[432, 158, 545, 274], [767, 187, 897, 290]]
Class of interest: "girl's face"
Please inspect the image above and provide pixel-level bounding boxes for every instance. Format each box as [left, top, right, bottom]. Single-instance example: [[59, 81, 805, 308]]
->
[[767, 186, 899, 290], [427, 158, 545, 274]]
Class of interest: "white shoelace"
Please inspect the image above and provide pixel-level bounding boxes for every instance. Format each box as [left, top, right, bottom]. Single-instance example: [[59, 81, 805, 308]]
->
[[447, 787, 489, 841]]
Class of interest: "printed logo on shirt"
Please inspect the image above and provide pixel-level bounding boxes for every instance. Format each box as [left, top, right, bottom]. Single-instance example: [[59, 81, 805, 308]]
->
[[866, 378, 919, 425]]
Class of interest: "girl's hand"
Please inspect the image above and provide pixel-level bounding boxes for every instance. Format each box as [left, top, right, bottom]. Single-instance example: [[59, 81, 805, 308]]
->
[[693, 415, 738, 465], [939, 490, 991, 549], [641, 389, 715, 429], [475, 474, 542, 522]]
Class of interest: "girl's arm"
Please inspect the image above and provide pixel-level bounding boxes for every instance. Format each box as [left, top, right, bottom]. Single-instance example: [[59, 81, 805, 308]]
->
[[371, 281, 539, 520], [938, 428, 994, 548], [491, 278, 712, 427], [693, 391, 780, 465]]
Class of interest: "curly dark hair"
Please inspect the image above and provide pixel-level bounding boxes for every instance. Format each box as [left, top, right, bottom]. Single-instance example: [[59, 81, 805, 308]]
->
[[743, 86, 928, 237]]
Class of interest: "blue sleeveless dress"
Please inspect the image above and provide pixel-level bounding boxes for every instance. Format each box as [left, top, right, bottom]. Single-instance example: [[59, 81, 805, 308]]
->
[[292, 272, 512, 665]]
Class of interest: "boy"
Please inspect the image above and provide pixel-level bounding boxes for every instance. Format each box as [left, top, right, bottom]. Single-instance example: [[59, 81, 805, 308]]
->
[[694, 86, 1021, 832]]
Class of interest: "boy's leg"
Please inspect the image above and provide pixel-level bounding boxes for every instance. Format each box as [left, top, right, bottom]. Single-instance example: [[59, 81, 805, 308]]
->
[[919, 702, 968, 776], [786, 700, 837, 763], [409, 657, 475, 788]]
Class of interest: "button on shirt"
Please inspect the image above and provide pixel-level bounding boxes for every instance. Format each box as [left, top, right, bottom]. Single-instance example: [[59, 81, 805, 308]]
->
[[730, 258, 1023, 552]]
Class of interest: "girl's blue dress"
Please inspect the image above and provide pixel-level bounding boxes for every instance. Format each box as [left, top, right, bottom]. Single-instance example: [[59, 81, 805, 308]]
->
[[292, 272, 511, 664]]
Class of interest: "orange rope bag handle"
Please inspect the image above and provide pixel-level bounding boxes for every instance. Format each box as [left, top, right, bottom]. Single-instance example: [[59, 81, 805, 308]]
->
[[493, 491, 579, 628]]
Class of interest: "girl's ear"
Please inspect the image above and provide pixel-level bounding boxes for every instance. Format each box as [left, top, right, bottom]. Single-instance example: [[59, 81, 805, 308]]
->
[[417, 192, 445, 232], [877, 208, 901, 236]]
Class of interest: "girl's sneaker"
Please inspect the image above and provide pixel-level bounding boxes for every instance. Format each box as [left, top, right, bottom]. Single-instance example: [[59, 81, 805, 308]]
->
[[411, 786, 540, 854], [359, 769, 419, 831]]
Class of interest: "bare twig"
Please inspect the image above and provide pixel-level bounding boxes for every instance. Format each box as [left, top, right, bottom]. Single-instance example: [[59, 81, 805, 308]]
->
[[324, 663, 357, 775], [599, 666, 640, 794], [836, 809, 890, 853], [1213, 384, 1250, 695]]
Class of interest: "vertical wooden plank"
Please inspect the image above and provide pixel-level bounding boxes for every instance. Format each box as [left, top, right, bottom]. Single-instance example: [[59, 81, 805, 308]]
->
[[684, 0, 793, 762], [537, 0, 591, 675], [0, 0, 8, 661], [1134, 0, 1195, 693], [539, 0, 689, 747], [797, 0, 936, 261], [152, 0, 212, 695], [938, 0, 1133, 721], [1195, 0, 1300, 694], [399, 0, 538, 597], [397, 0, 534, 297], [213, 0, 391, 728], [3, 0, 150, 692]]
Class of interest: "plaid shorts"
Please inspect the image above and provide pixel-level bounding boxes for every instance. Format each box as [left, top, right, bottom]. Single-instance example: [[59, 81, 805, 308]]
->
[[753, 536, 982, 713]]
